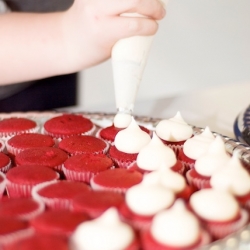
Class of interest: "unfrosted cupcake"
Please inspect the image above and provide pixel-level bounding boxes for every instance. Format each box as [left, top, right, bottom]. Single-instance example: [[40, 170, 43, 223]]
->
[[141, 199, 211, 250], [58, 135, 109, 156], [62, 154, 114, 183], [186, 135, 231, 190], [70, 207, 140, 250], [0, 117, 39, 140], [189, 188, 249, 240], [155, 111, 193, 156], [0, 197, 45, 220], [109, 117, 151, 168], [6, 165, 60, 198], [0, 152, 11, 173], [178, 126, 215, 170], [30, 209, 89, 238], [90, 168, 143, 194], [32, 180, 90, 210], [71, 190, 125, 218], [43, 114, 95, 140]]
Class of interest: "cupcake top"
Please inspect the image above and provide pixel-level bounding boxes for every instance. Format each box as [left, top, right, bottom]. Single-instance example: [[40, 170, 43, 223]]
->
[[189, 188, 240, 222], [0, 152, 11, 171], [210, 152, 250, 196], [114, 117, 151, 154], [136, 132, 177, 171], [183, 126, 215, 160], [70, 208, 135, 250], [125, 172, 175, 216], [194, 135, 230, 177], [155, 111, 193, 142], [43, 114, 94, 139], [58, 135, 109, 156], [151, 199, 200, 248]]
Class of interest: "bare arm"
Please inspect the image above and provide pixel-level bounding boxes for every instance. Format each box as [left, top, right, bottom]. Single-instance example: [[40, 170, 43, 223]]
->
[[0, 0, 166, 85]]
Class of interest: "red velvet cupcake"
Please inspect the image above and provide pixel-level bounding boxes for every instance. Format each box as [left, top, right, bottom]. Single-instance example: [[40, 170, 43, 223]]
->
[[71, 190, 125, 218], [90, 168, 143, 194], [43, 114, 95, 140], [0, 117, 39, 140], [15, 147, 68, 173], [0, 197, 45, 220], [0, 152, 11, 173], [58, 135, 109, 156], [32, 180, 90, 210], [62, 153, 114, 183], [30, 210, 89, 238], [6, 165, 60, 198]]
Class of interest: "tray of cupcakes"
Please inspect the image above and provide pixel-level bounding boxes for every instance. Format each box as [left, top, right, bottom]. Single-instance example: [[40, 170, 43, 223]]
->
[[0, 111, 250, 250]]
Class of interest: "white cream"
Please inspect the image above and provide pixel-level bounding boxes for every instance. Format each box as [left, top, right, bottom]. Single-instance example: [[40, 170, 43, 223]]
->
[[113, 113, 132, 128], [151, 199, 200, 247], [194, 135, 230, 177], [155, 111, 193, 142], [70, 208, 135, 250], [190, 189, 239, 222], [114, 117, 151, 153], [183, 126, 215, 160], [210, 152, 250, 196], [136, 132, 176, 170], [125, 172, 175, 216]]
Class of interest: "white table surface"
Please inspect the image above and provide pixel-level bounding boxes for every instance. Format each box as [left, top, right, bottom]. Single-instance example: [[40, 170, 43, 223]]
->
[[60, 81, 250, 140]]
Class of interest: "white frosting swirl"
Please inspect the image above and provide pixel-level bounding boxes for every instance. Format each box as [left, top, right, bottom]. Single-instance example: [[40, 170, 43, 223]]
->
[[136, 132, 177, 170], [71, 208, 134, 250], [183, 126, 215, 160], [125, 173, 175, 216], [155, 111, 193, 142], [113, 113, 132, 128], [190, 189, 239, 221], [151, 199, 200, 247], [210, 152, 250, 196], [194, 136, 230, 177], [114, 117, 151, 153]]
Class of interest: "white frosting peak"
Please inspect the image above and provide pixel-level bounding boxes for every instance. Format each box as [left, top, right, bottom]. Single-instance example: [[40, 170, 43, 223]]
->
[[155, 112, 193, 142], [151, 199, 200, 247], [183, 126, 215, 160], [210, 152, 250, 196], [71, 208, 134, 250], [136, 132, 177, 170], [113, 113, 132, 128], [194, 135, 230, 177], [114, 117, 151, 153]]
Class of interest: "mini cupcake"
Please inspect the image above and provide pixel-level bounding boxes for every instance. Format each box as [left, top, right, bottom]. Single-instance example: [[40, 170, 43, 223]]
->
[[0, 152, 12, 173], [0, 117, 39, 140], [58, 135, 109, 156], [62, 154, 114, 184], [30, 210, 90, 238], [70, 207, 140, 250], [6, 165, 60, 198], [189, 188, 249, 240], [186, 135, 231, 190], [155, 111, 193, 156], [0, 197, 45, 220], [0, 171, 6, 198], [108, 117, 151, 168], [15, 146, 69, 173], [32, 180, 90, 210], [141, 199, 211, 250], [90, 168, 143, 194], [71, 190, 125, 218], [43, 114, 95, 140], [178, 126, 215, 171]]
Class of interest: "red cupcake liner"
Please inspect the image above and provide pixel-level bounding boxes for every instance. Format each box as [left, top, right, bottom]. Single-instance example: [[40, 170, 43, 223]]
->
[[186, 169, 211, 190], [170, 160, 185, 175]]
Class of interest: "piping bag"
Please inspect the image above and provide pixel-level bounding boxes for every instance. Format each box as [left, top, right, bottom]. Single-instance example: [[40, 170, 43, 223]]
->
[[111, 0, 168, 128]]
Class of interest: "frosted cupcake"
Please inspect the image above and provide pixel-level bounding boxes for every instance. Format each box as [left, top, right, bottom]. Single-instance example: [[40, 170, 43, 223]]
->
[[186, 135, 231, 190], [189, 188, 249, 240], [109, 117, 151, 168], [70, 207, 140, 250], [155, 112, 193, 156], [178, 126, 215, 170], [141, 199, 211, 250]]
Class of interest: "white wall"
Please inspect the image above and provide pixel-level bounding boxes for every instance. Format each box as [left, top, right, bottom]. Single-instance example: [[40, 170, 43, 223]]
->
[[77, 0, 250, 112]]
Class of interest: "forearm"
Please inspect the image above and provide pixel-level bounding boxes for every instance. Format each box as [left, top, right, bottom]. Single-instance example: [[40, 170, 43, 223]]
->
[[0, 12, 71, 84]]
